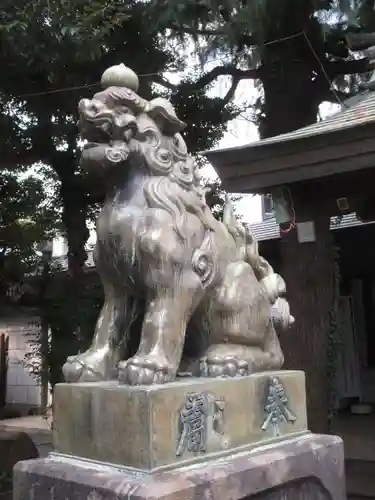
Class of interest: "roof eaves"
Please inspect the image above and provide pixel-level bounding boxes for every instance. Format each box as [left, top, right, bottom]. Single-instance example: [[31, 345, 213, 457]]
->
[[203, 91, 375, 159]]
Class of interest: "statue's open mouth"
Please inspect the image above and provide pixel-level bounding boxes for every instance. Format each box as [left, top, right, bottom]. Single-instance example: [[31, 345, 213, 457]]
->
[[83, 142, 101, 150], [81, 124, 136, 151], [81, 120, 111, 147]]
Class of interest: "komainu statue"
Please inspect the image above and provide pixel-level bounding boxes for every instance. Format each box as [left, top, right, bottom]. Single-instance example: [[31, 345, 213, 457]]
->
[[62, 64, 294, 386]]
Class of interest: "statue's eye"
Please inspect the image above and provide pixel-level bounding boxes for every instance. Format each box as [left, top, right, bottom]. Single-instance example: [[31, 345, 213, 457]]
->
[[116, 106, 130, 115]]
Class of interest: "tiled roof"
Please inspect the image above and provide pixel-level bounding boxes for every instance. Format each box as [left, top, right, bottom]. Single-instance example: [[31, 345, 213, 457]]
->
[[249, 212, 375, 242]]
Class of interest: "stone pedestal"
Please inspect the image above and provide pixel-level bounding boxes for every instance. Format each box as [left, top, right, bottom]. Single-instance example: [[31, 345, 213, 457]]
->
[[13, 371, 346, 500], [53, 370, 307, 471], [14, 434, 345, 500]]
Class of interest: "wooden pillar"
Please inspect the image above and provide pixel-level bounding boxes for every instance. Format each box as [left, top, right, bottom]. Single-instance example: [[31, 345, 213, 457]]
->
[[279, 215, 336, 433]]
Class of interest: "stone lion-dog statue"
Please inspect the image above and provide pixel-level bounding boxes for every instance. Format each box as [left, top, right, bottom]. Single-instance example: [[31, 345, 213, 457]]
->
[[62, 64, 294, 386]]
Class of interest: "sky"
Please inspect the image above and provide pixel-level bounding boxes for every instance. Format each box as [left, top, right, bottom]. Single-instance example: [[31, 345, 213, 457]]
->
[[204, 78, 262, 224], [164, 59, 265, 225]]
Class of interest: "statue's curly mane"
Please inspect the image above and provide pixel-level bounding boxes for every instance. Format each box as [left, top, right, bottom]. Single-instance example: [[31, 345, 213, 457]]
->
[[132, 115, 217, 239], [85, 87, 219, 240]]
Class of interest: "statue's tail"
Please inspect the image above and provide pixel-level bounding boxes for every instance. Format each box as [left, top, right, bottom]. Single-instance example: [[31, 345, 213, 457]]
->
[[223, 195, 268, 275], [223, 195, 247, 256], [222, 195, 293, 330]]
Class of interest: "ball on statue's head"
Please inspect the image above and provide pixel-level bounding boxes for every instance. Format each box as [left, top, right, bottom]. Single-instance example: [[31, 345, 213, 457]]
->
[[101, 63, 139, 91]]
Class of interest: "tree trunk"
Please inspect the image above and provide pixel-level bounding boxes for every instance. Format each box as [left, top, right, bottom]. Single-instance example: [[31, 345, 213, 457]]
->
[[0, 250, 6, 311], [279, 216, 336, 433], [39, 259, 50, 413], [257, 6, 336, 432], [60, 178, 90, 278], [260, 59, 319, 139], [45, 174, 91, 385], [259, 2, 321, 139]]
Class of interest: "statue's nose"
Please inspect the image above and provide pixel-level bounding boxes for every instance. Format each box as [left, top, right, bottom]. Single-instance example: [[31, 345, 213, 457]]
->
[[78, 98, 89, 112]]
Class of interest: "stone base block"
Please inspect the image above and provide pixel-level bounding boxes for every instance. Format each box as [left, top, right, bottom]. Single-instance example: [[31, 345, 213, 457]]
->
[[53, 370, 307, 471], [13, 433, 346, 500]]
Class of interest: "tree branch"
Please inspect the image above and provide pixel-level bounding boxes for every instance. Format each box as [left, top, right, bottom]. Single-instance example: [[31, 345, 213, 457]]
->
[[221, 76, 241, 106], [169, 23, 229, 37], [152, 65, 260, 96], [152, 74, 178, 91], [0, 149, 38, 168], [326, 57, 370, 77], [319, 88, 355, 104], [188, 65, 260, 91]]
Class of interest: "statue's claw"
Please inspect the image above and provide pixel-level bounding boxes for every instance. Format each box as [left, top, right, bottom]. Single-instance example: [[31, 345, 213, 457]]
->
[[62, 357, 86, 383], [200, 356, 249, 378], [118, 355, 174, 385], [62, 348, 112, 383]]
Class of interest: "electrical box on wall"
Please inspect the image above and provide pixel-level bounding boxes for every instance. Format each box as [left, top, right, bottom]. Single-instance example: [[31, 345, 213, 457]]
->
[[336, 197, 349, 212], [296, 221, 316, 243]]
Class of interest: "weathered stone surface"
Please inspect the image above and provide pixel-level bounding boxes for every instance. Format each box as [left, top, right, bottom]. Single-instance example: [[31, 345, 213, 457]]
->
[[62, 63, 294, 387], [53, 370, 307, 471], [13, 433, 345, 500]]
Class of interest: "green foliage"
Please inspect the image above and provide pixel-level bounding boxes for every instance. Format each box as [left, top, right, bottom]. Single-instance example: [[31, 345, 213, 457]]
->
[[148, 0, 366, 42], [24, 270, 103, 387], [172, 86, 240, 153], [0, 470, 12, 492], [149, 0, 375, 138], [202, 177, 241, 220], [0, 171, 59, 307], [357, 0, 375, 30]]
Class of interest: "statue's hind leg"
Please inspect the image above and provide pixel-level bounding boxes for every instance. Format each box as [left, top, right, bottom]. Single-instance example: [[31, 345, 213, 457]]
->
[[201, 322, 284, 378], [200, 261, 284, 378]]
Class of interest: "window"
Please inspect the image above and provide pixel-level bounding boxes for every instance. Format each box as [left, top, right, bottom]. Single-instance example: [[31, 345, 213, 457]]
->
[[262, 194, 274, 221]]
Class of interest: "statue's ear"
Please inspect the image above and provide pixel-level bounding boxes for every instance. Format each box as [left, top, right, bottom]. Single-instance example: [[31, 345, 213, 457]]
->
[[147, 97, 186, 135]]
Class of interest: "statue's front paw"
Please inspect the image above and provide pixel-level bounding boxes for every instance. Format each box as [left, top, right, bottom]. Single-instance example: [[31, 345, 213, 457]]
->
[[118, 355, 174, 385], [200, 356, 249, 378], [62, 358, 104, 383], [62, 357, 85, 383], [62, 347, 114, 383]]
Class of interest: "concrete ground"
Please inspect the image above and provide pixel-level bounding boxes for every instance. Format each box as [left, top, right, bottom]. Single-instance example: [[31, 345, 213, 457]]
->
[[332, 412, 375, 498], [332, 412, 375, 460]]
